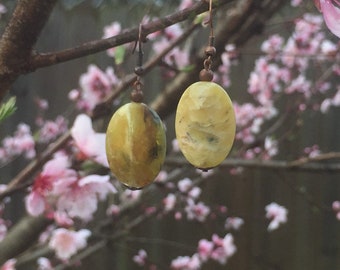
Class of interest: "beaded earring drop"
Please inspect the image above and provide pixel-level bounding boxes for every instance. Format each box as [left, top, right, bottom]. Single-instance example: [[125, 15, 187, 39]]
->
[[106, 25, 166, 189], [175, 0, 236, 170]]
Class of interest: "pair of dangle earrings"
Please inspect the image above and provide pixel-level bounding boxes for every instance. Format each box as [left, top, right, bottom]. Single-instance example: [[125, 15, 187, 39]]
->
[[106, 0, 236, 189]]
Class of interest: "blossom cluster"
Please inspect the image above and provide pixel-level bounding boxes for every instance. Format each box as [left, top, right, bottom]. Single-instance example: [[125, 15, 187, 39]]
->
[[170, 233, 236, 270], [68, 65, 120, 112], [226, 11, 340, 161]]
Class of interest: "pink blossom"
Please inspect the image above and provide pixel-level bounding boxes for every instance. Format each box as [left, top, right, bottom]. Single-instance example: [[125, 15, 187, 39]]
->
[[53, 211, 74, 227], [319, 0, 340, 37], [0, 259, 16, 270], [264, 137, 278, 158], [291, 0, 303, 6], [165, 24, 183, 40], [332, 201, 340, 211], [261, 34, 284, 56], [71, 114, 108, 167], [102, 22, 122, 57], [38, 116, 68, 143], [171, 256, 191, 269], [133, 249, 147, 266], [25, 191, 46, 216], [304, 145, 321, 158], [0, 221, 7, 241], [172, 139, 180, 152], [106, 204, 120, 216], [185, 199, 210, 222], [171, 255, 201, 270], [37, 257, 52, 270], [72, 65, 117, 111], [57, 175, 116, 221], [155, 170, 168, 183], [210, 234, 236, 264], [0, 4, 7, 17], [265, 202, 288, 231], [179, 0, 194, 10], [25, 154, 77, 216], [225, 217, 244, 230], [332, 201, 340, 220], [178, 178, 192, 193], [0, 123, 36, 163], [120, 189, 142, 202], [48, 228, 91, 260], [197, 239, 214, 261], [163, 193, 177, 212]]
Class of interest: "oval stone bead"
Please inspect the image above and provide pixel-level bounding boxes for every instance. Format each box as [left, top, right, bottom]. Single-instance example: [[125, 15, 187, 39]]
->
[[175, 81, 236, 170], [106, 102, 166, 189]]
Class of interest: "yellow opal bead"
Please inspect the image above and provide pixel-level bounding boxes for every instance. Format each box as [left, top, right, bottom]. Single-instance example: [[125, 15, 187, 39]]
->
[[175, 81, 236, 170], [106, 102, 166, 189]]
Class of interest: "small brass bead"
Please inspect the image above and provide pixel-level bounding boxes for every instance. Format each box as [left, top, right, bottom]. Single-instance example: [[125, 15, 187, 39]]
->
[[199, 69, 214, 81], [205, 46, 216, 57]]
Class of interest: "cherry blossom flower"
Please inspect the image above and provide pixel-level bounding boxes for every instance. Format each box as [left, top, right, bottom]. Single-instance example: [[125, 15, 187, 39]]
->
[[173, 233, 236, 269], [210, 234, 237, 264], [70, 65, 118, 112], [133, 249, 148, 266], [171, 255, 201, 270], [71, 114, 108, 167], [179, 0, 194, 10], [0, 259, 16, 270], [106, 204, 120, 216], [225, 217, 244, 231], [38, 116, 68, 143], [185, 199, 210, 222], [0, 123, 35, 163], [178, 178, 192, 193], [163, 193, 177, 212], [48, 228, 91, 260], [0, 4, 6, 19], [172, 138, 180, 152], [265, 202, 288, 231], [25, 154, 77, 216], [197, 239, 214, 262], [102, 22, 122, 57], [37, 257, 52, 270], [0, 221, 7, 241], [318, 0, 340, 37], [56, 175, 116, 221], [332, 201, 340, 220]]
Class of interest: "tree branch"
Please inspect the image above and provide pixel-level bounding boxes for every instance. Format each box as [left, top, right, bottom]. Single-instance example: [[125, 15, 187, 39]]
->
[[30, 0, 231, 71], [0, 0, 58, 101], [165, 153, 340, 172], [0, 215, 52, 265]]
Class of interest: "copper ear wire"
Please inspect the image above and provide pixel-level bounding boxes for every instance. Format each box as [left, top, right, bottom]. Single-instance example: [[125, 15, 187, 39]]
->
[[131, 24, 144, 103], [200, 0, 216, 82]]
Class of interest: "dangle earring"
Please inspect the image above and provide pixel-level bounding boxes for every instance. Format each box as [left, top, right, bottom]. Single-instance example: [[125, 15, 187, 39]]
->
[[175, 0, 236, 170], [105, 24, 166, 189]]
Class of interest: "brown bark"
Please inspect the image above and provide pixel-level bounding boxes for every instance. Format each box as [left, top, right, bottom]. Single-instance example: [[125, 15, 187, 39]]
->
[[0, 215, 52, 265], [0, 0, 58, 101]]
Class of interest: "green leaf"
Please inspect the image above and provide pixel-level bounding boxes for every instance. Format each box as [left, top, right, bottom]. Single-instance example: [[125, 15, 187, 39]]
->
[[0, 97, 17, 124], [114, 45, 126, 65], [180, 65, 195, 72]]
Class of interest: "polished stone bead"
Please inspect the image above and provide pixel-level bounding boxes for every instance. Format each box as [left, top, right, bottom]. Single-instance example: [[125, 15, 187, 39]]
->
[[175, 81, 236, 170], [106, 102, 166, 189]]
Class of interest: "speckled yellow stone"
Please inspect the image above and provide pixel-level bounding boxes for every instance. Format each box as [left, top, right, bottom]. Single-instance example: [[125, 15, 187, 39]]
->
[[175, 81, 236, 169], [106, 102, 166, 189]]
